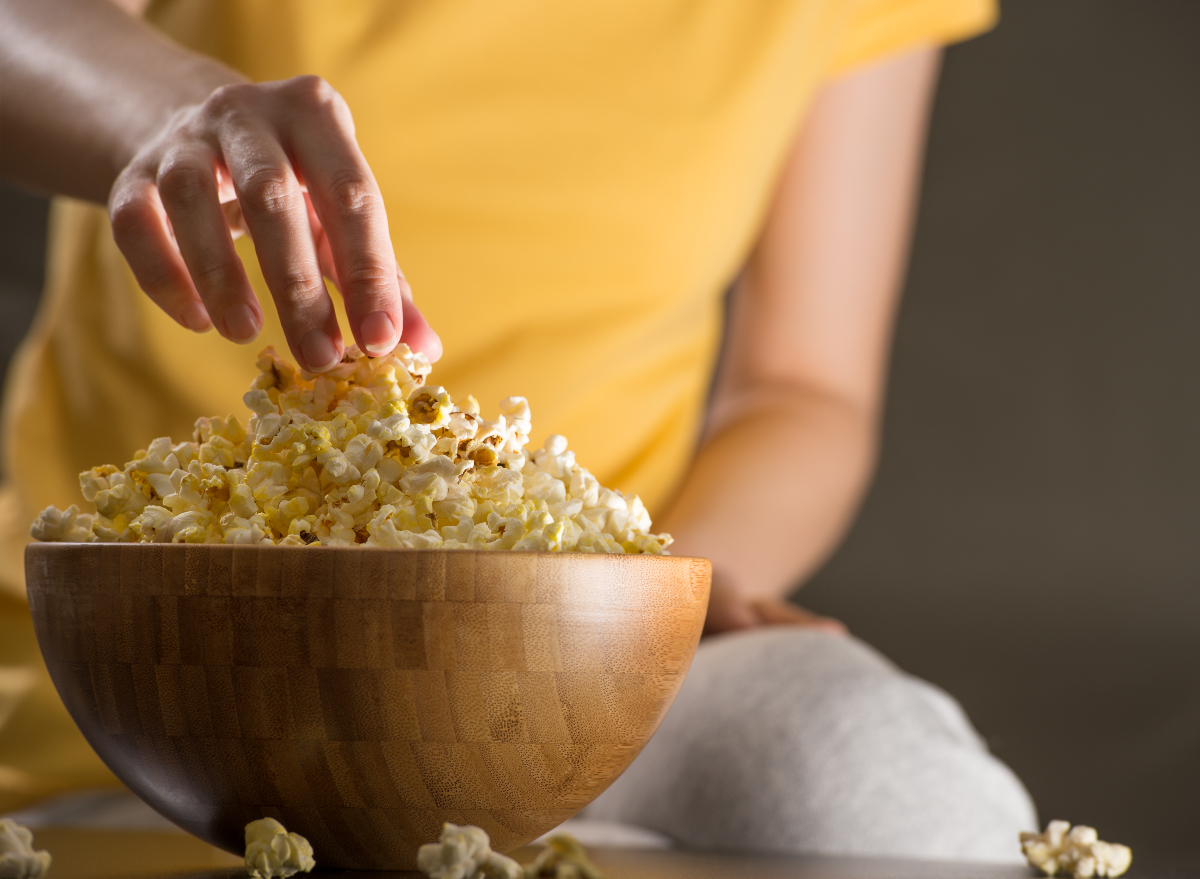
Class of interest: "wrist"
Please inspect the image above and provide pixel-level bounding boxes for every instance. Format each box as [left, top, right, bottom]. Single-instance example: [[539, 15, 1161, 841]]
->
[[108, 57, 246, 197]]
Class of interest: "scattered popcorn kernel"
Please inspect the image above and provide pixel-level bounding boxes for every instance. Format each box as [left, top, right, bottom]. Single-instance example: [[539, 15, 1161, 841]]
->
[[1020, 820, 1132, 878], [524, 833, 605, 879], [0, 819, 51, 879], [31, 345, 671, 554], [417, 822, 522, 879], [244, 817, 315, 879]]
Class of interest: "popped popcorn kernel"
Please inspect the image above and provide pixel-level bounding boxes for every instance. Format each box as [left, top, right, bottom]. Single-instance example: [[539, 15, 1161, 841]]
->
[[244, 817, 315, 879], [524, 833, 605, 879], [0, 818, 51, 879], [1020, 820, 1132, 878], [417, 822, 522, 879], [31, 345, 671, 554]]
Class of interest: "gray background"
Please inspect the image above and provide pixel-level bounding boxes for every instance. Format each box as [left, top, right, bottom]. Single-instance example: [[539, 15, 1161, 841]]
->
[[1, 0, 1197, 869]]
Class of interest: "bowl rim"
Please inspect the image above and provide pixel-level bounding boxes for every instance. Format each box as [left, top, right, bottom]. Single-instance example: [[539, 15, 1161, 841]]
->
[[25, 541, 707, 561]]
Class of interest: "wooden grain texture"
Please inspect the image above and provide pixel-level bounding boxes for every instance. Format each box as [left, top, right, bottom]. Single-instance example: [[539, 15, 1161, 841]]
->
[[25, 545, 710, 871]]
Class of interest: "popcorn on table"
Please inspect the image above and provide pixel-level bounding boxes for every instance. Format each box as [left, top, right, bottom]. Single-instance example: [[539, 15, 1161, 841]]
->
[[244, 817, 315, 879], [0, 819, 51, 879], [31, 345, 672, 553], [524, 833, 605, 879], [417, 823, 522, 879], [1020, 820, 1132, 878]]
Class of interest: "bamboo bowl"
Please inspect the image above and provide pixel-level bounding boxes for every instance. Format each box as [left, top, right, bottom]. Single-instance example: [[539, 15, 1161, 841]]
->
[[25, 544, 710, 870]]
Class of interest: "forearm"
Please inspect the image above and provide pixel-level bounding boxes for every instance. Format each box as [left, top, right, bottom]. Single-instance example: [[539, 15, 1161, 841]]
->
[[0, 0, 243, 202], [666, 49, 940, 619], [659, 381, 877, 603]]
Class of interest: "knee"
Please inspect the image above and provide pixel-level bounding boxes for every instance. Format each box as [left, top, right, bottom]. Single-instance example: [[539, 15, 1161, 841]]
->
[[587, 628, 1036, 862]]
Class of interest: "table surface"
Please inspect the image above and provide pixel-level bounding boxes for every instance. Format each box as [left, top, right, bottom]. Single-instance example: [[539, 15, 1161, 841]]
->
[[29, 827, 1032, 879], [35, 827, 1180, 879]]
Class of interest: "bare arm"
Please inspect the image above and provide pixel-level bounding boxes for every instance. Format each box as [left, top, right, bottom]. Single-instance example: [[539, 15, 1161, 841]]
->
[[0, 0, 440, 370], [658, 48, 943, 633]]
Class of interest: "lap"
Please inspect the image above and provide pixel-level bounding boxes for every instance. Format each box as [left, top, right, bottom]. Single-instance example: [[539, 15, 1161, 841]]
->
[[584, 627, 1036, 862]]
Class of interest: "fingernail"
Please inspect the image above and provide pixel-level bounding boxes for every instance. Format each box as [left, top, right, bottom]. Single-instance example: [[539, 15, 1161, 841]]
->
[[223, 303, 260, 342], [180, 302, 212, 333], [361, 311, 397, 356], [300, 329, 340, 372]]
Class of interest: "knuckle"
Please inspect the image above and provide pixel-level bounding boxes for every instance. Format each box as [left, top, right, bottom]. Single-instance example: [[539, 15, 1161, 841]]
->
[[340, 262, 394, 292], [203, 82, 252, 120], [129, 252, 187, 301], [109, 198, 152, 243], [239, 165, 295, 216], [140, 266, 183, 300], [190, 258, 240, 291], [288, 74, 337, 108], [327, 169, 377, 216], [279, 274, 327, 308], [158, 162, 211, 207]]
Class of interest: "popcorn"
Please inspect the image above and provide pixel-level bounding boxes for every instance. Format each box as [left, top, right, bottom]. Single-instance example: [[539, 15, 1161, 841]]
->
[[0, 819, 51, 879], [523, 833, 605, 879], [416, 823, 522, 879], [1020, 821, 1132, 878], [244, 817, 315, 879], [31, 345, 672, 553], [415, 825, 603, 879], [29, 504, 95, 543]]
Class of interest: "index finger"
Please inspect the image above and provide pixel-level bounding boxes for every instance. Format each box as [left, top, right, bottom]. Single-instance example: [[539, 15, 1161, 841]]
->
[[281, 80, 403, 357]]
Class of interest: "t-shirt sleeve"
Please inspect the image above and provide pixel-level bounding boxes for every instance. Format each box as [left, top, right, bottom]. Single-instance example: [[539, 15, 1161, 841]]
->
[[826, 0, 998, 77]]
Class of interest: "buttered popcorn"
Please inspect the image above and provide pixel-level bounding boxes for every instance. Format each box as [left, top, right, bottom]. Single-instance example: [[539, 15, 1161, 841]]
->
[[31, 345, 672, 553]]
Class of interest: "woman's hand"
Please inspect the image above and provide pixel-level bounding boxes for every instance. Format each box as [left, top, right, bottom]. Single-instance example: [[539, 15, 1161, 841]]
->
[[704, 581, 847, 636], [109, 76, 441, 372], [0, 1, 438, 372]]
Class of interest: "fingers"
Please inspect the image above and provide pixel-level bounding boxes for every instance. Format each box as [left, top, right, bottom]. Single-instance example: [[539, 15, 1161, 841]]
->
[[752, 599, 848, 635], [111, 76, 436, 371], [305, 172, 441, 363], [156, 143, 260, 342], [110, 174, 213, 334], [282, 78, 403, 357], [223, 112, 343, 372], [397, 267, 443, 362]]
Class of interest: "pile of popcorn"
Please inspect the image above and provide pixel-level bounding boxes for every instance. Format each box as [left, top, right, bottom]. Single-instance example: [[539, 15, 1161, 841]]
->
[[31, 345, 671, 553], [1020, 821, 1132, 878]]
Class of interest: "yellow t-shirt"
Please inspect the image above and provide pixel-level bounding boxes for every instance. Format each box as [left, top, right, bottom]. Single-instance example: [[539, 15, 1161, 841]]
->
[[0, 0, 994, 810]]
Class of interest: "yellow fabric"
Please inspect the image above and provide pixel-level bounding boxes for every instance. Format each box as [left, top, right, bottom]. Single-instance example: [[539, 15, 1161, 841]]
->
[[0, 0, 995, 810]]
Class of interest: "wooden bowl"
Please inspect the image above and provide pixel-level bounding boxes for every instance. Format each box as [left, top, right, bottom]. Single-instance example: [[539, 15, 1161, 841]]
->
[[25, 544, 710, 871]]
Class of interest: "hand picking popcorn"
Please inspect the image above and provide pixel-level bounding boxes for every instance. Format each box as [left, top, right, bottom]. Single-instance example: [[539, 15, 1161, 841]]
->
[[1020, 820, 1132, 878], [30, 345, 671, 554], [243, 817, 315, 879], [0, 819, 51, 879], [523, 833, 605, 879], [416, 823, 522, 879]]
